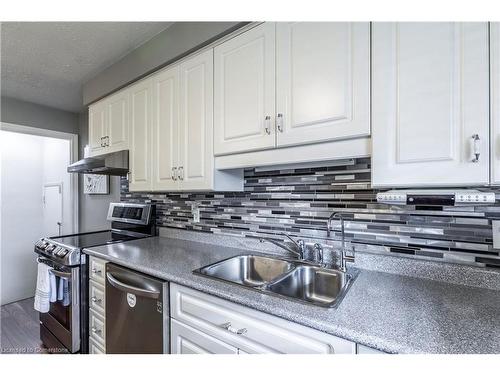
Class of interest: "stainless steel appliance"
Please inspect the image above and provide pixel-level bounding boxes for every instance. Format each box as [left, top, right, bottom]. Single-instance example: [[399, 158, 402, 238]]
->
[[376, 189, 496, 206], [34, 202, 155, 353], [67, 150, 128, 176], [105, 263, 168, 353]]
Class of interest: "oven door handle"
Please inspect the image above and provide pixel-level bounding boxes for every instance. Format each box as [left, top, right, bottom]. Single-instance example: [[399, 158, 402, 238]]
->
[[49, 269, 72, 279], [106, 272, 160, 299]]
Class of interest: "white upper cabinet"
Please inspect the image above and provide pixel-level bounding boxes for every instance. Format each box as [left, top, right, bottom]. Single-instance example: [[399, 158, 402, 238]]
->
[[129, 78, 153, 191], [491, 23, 500, 185], [214, 23, 276, 155], [178, 49, 215, 190], [106, 90, 129, 152], [151, 65, 179, 191], [275, 22, 370, 147], [88, 100, 107, 155], [88, 89, 129, 156], [372, 22, 490, 187]]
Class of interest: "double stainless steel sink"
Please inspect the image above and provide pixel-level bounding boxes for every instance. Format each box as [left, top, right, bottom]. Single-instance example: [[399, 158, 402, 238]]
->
[[194, 255, 357, 308]]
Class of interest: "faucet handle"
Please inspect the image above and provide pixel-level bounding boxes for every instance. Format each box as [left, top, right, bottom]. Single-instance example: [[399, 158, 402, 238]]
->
[[344, 245, 355, 263]]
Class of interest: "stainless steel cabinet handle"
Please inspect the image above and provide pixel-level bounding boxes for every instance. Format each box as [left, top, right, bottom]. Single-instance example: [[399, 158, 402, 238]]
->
[[91, 327, 101, 335], [472, 134, 481, 162], [178, 166, 184, 181], [172, 167, 178, 181], [91, 296, 102, 303], [91, 268, 102, 274], [264, 115, 271, 135], [277, 113, 284, 132], [219, 322, 247, 335], [106, 272, 160, 299]]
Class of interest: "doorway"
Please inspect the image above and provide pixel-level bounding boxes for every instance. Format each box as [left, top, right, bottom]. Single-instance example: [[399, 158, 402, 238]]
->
[[0, 123, 78, 306]]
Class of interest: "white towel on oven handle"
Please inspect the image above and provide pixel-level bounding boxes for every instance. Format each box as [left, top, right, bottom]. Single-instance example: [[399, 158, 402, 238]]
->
[[34, 262, 52, 313], [57, 276, 64, 301], [62, 278, 70, 306]]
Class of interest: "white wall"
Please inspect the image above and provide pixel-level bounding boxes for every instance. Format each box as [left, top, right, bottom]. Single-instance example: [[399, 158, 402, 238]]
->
[[0, 130, 72, 305]]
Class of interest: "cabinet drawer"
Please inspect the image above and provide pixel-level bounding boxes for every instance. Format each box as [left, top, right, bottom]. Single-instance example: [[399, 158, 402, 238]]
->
[[170, 283, 355, 354], [89, 338, 105, 354], [171, 319, 238, 354], [89, 309, 106, 348], [89, 256, 107, 285], [89, 280, 105, 316]]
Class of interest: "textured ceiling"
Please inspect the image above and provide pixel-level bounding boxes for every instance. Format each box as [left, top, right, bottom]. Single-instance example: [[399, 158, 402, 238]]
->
[[0, 22, 173, 112]]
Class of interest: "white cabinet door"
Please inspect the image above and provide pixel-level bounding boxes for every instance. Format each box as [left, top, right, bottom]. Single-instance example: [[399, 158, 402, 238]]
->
[[276, 22, 370, 147], [178, 49, 214, 190], [88, 100, 107, 155], [106, 90, 129, 152], [171, 319, 238, 354], [214, 23, 276, 155], [129, 78, 153, 191], [372, 22, 490, 187], [152, 65, 180, 191], [491, 22, 500, 185]]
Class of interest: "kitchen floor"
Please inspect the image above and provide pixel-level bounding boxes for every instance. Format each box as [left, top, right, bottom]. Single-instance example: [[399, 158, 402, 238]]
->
[[0, 298, 45, 354]]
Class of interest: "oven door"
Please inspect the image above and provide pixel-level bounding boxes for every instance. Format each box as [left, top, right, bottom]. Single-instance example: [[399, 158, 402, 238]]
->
[[38, 257, 80, 353]]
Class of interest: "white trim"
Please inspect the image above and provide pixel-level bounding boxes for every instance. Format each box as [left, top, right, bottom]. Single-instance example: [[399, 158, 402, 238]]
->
[[1, 121, 79, 233], [42, 182, 64, 236]]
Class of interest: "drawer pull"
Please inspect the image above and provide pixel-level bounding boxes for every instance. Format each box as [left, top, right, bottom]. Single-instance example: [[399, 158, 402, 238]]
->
[[91, 296, 102, 303], [219, 322, 247, 335], [91, 268, 102, 274], [91, 327, 102, 335]]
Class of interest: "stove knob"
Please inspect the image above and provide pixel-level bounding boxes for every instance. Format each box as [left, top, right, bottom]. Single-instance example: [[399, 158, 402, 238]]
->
[[58, 249, 69, 258]]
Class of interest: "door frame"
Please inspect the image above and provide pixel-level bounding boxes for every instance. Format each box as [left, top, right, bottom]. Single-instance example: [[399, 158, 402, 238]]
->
[[0, 122, 79, 233]]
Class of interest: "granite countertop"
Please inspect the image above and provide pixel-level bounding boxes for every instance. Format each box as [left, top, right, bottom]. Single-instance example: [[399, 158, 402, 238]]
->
[[84, 236, 500, 354]]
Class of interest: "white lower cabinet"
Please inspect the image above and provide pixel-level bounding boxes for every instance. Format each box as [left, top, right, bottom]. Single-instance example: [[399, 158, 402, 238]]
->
[[171, 319, 238, 354], [170, 283, 355, 354], [88, 256, 107, 354]]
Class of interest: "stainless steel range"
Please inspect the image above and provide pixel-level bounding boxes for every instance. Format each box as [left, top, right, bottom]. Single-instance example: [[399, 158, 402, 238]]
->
[[34, 202, 155, 353]]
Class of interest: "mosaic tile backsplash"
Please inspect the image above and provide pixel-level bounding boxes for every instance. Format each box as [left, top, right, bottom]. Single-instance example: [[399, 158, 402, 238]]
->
[[121, 157, 500, 268]]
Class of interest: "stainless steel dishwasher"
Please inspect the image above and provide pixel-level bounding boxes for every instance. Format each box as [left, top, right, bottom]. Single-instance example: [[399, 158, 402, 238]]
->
[[105, 263, 169, 353]]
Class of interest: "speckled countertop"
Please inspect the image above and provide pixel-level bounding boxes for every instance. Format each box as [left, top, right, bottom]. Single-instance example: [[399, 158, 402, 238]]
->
[[84, 236, 500, 354]]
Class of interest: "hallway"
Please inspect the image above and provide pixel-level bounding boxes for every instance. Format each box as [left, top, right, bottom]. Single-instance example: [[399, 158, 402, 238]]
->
[[0, 298, 44, 354]]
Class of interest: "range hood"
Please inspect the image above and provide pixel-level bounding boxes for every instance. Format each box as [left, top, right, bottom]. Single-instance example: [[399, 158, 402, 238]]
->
[[67, 150, 129, 176], [376, 189, 496, 206]]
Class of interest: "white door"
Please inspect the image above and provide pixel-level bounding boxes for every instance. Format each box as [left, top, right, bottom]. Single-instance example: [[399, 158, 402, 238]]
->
[[491, 22, 500, 184], [43, 184, 63, 237], [276, 22, 370, 147], [171, 319, 238, 354], [129, 78, 153, 191], [107, 90, 129, 152], [151, 65, 180, 191], [214, 23, 276, 155], [372, 22, 490, 187], [88, 100, 107, 155], [178, 49, 214, 190]]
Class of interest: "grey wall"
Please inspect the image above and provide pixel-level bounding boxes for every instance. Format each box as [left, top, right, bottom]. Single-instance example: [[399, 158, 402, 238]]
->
[[77, 111, 120, 232], [1, 96, 79, 133], [83, 22, 247, 105]]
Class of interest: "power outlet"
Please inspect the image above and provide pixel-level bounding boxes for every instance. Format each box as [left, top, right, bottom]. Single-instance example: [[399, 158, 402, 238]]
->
[[492, 220, 500, 249], [192, 204, 200, 223]]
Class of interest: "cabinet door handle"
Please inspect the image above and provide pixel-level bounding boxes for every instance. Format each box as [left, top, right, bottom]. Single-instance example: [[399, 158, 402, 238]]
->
[[100, 137, 104, 147], [91, 296, 102, 303], [91, 268, 102, 275], [219, 322, 247, 335], [178, 166, 184, 181], [471, 134, 481, 162], [264, 115, 271, 135], [172, 167, 178, 181], [277, 113, 284, 132], [91, 327, 101, 335]]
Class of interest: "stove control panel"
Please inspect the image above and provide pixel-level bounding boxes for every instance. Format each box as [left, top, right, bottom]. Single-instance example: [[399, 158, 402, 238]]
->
[[35, 238, 80, 266]]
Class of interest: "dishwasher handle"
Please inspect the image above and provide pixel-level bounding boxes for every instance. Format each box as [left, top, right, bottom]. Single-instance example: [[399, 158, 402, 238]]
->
[[106, 272, 160, 299]]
